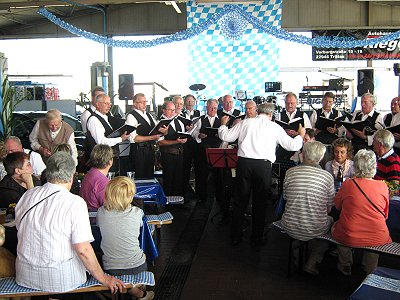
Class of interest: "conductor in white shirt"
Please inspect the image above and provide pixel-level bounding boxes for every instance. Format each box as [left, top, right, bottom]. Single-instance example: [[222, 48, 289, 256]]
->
[[219, 103, 305, 247]]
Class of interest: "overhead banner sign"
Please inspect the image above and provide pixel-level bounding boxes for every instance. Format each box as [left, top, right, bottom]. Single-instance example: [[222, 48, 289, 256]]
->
[[312, 30, 400, 61]]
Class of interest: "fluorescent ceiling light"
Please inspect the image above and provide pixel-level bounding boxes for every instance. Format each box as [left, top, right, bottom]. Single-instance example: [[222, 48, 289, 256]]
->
[[165, 1, 182, 13]]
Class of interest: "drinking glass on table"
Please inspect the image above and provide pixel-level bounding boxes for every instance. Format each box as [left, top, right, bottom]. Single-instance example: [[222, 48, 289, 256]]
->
[[126, 172, 135, 180], [107, 172, 115, 180], [0, 208, 7, 224]]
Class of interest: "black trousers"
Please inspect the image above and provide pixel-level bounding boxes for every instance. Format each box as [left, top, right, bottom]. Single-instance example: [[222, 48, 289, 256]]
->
[[161, 150, 184, 196], [130, 143, 155, 179], [231, 157, 272, 241], [182, 139, 197, 192], [195, 145, 222, 202]]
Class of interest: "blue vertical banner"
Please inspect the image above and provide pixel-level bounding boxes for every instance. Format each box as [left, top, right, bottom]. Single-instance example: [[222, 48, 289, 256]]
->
[[187, 0, 282, 99]]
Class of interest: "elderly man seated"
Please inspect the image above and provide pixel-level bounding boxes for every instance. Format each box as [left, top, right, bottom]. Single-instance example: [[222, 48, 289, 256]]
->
[[281, 141, 335, 275], [29, 109, 78, 166], [15, 152, 124, 293], [5, 136, 45, 177]]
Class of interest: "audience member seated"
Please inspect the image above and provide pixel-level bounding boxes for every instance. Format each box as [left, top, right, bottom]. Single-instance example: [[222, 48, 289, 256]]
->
[[0, 224, 15, 278], [290, 128, 316, 164], [40, 143, 81, 195], [332, 149, 391, 276], [373, 129, 400, 184], [97, 176, 155, 300], [281, 141, 335, 275], [0, 152, 40, 214], [15, 152, 124, 293], [325, 138, 355, 180], [80, 144, 113, 210], [0, 141, 7, 181], [5, 136, 46, 177]]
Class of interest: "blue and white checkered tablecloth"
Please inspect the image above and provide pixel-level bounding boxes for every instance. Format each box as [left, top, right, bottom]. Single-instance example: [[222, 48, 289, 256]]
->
[[0, 271, 155, 295], [145, 212, 174, 223]]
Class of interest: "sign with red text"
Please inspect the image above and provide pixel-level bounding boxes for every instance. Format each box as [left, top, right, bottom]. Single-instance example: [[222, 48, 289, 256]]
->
[[312, 30, 400, 61]]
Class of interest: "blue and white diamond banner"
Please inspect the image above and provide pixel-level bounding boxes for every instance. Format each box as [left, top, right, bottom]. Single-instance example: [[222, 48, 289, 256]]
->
[[187, 0, 282, 102]]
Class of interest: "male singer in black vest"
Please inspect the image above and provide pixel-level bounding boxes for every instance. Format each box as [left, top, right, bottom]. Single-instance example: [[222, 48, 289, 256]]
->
[[346, 93, 384, 154], [182, 94, 201, 120], [86, 94, 130, 172], [81, 86, 105, 134], [384, 97, 400, 155], [275, 92, 312, 160], [191, 99, 222, 203], [158, 101, 187, 196], [181, 94, 201, 196], [310, 92, 344, 145], [126, 93, 166, 179], [217, 94, 241, 126]]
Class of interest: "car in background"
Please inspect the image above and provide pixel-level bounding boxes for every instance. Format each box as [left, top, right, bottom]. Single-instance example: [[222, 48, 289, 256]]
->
[[12, 111, 85, 151]]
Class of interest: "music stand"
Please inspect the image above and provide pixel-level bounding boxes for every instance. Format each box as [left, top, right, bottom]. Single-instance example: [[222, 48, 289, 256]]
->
[[205, 148, 238, 223]]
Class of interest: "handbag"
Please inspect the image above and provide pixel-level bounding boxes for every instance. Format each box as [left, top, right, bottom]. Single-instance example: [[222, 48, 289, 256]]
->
[[351, 178, 386, 218]]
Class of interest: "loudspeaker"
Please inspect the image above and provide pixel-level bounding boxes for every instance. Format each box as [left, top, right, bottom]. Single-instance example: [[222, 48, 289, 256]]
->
[[118, 74, 134, 100], [357, 69, 374, 96], [394, 63, 400, 76]]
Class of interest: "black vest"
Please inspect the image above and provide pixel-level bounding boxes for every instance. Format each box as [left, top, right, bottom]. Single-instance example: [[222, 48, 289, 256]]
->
[[160, 117, 184, 150], [384, 114, 393, 127], [86, 113, 115, 156], [280, 110, 303, 123], [354, 111, 380, 136], [276, 110, 304, 160], [200, 116, 221, 148], [128, 110, 156, 136]]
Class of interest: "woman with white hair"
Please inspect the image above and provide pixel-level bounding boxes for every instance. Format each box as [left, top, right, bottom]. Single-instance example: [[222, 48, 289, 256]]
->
[[281, 141, 335, 275], [332, 149, 391, 276]]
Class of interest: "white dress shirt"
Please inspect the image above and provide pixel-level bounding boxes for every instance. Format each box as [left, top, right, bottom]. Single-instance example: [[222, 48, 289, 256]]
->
[[191, 114, 219, 143], [86, 110, 122, 146], [125, 109, 158, 142], [80, 104, 96, 134], [218, 114, 303, 162], [15, 183, 93, 292], [30, 121, 78, 166]]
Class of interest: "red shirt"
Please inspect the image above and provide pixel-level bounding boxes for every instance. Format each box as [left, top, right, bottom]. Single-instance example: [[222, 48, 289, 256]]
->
[[332, 178, 391, 247]]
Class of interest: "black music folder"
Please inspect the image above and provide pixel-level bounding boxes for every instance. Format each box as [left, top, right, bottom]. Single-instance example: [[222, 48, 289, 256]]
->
[[340, 119, 376, 135], [275, 117, 304, 130], [315, 115, 346, 131], [386, 123, 400, 135], [200, 127, 219, 136], [107, 124, 138, 138], [176, 115, 194, 127], [222, 112, 245, 120], [176, 131, 192, 139], [149, 119, 173, 135]]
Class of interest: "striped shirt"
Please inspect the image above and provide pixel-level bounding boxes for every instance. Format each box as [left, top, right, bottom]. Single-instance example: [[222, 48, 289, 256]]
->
[[15, 183, 93, 292], [281, 164, 335, 241], [375, 149, 400, 182]]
